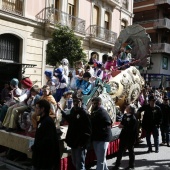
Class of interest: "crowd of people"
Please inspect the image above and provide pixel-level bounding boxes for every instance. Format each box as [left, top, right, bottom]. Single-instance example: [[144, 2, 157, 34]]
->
[[0, 51, 169, 170]]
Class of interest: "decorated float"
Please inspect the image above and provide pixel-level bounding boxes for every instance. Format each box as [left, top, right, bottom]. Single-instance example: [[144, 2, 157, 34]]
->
[[0, 24, 151, 170]]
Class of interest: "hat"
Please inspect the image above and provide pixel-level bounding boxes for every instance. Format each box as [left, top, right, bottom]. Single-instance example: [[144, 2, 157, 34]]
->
[[126, 45, 132, 50], [83, 72, 91, 78], [10, 78, 19, 86], [63, 90, 74, 96], [21, 77, 33, 89], [54, 68, 63, 76], [44, 70, 53, 79], [149, 95, 156, 101]]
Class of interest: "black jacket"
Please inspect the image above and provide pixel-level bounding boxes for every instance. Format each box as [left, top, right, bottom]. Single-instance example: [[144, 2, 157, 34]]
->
[[91, 107, 112, 142], [61, 107, 92, 148], [138, 104, 162, 131], [119, 114, 137, 145], [160, 104, 170, 126], [31, 115, 60, 169]]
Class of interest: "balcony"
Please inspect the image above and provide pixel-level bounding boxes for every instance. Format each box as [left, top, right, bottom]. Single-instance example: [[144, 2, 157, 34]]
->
[[151, 43, 170, 54], [86, 25, 117, 45], [153, 18, 170, 30], [1, 0, 24, 16], [106, 0, 120, 6], [36, 7, 86, 35], [155, 0, 170, 5]]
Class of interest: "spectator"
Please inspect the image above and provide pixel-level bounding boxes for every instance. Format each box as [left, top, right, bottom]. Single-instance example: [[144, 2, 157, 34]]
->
[[159, 96, 170, 147], [113, 104, 137, 170], [137, 95, 162, 153], [57, 94, 91, 170], [90, 97, 112, 170], [30, 100, 60, 170]]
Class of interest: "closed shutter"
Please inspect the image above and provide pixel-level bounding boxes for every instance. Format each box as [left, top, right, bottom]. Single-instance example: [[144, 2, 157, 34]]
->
[[93, 5, 99, 25]]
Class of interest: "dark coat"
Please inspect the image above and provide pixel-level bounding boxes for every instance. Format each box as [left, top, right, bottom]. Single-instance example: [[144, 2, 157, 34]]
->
[[138, 104, 162, 131], [90, 107, 112, 142], [31, 115, 60, 169], [61, 107, 92, 148], [160, 104, 170, 127], [119, 114, 137, 145]]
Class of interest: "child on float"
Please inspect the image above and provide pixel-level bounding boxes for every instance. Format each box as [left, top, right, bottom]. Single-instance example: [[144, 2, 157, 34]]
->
[[76, 72, 92, 98], [54, 67, 68, 102], [20, 85, 41, 131], [44, 70, 56, 95], [2, 77, 33, 132], [31, 85, 57, 131], [0, 78, 22, 128], [59, 58, 69, 84], [70, 60, 84, 90]]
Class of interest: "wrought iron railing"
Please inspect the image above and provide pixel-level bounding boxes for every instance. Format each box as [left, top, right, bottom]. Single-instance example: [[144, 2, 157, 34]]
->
[[36, 7, 86, 34], [155, 0, 170, 5], [86, 25, 117, 44], [154, 18, 170, 29], [151, 43, 170, 54], [109, 0, 120, 4], [1, 0, 24, 16]]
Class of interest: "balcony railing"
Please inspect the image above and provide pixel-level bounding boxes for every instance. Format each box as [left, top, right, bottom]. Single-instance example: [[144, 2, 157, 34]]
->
[[108, 0, 120, 5], [1, 0, 24, 16], [36, 7, 86, 34], [151, 43, 170, 54], [155, 0, 170, 5], [86, 25, 117, 44], [154, 18, 170, 30]]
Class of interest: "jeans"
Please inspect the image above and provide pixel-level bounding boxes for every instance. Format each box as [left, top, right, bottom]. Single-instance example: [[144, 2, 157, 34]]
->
[[32, 167, 52, 170], [146, 127, 159, 151], [160, 125, 170, 144], [93, 141, 109, 170], [71, 147, 87, 170]]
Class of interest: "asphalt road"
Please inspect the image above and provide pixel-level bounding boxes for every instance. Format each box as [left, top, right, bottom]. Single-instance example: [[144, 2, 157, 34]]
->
[[89, 134, 170, 170]]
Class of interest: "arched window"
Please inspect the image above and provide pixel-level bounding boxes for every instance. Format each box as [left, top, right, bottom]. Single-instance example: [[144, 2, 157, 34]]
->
[[0, 34, 20, 62], [105, 11, 110, 30], [93, 5, 99, 26]]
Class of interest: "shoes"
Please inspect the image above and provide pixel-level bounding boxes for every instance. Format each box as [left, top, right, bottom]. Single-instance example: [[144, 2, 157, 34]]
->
[[146, 149, 152, 153], [160, 142, 166, 146], [112, 165, 119, 170], [155, 150, 159, 153], [125, 166, 135, 170]]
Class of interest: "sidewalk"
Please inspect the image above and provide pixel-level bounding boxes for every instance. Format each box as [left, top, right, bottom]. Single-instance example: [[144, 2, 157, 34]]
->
[[89, 135, 170, 170]]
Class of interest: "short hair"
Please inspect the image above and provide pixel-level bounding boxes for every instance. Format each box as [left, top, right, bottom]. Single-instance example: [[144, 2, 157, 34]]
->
[[129, 104, 136, 114], [92, 97, 102, 103], [36, 99, 51, 115], [31, 85, 40, 94], [42, 85, 52, 95]]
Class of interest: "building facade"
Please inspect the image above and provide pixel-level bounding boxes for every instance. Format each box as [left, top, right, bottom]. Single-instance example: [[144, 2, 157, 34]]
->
[[0, 0, 133, 86], [134, 0, 170, 87]]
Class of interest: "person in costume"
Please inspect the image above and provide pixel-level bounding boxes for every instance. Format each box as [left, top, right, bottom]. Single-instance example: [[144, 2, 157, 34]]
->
[[54, 67, 68, 102], [70, 60, 84, 90], [1, 77, 33, 132], [94, 61, 103, 80], [59, 58, 69, 84], [0, 78, 22, 127]]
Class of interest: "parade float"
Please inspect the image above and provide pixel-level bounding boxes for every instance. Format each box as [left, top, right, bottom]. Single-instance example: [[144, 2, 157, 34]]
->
[[0, 24, 151, 170]]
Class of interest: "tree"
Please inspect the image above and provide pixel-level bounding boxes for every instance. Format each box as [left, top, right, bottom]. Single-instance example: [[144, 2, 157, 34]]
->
[[46, 24, 86, 67]]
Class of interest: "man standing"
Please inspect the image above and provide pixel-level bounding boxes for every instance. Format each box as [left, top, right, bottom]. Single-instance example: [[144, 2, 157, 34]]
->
[[159, 96, 170, 147], [90, 97, 112, 170], [57, 94, 91, 170], [30, 100, 60, 170], [137, 95, 162, 153], [113, 104, 137, 170]]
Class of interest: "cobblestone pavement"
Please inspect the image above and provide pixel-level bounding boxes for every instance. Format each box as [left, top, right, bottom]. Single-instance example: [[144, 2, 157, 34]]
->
[[89, 134, 170, 170]]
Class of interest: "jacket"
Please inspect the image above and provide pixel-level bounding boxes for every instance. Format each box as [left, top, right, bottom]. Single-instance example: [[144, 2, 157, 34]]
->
[[138, 104, 162, 130], [61, 107, 92, 148], [31, 115, 60, 169], [160, 103, 170, 126], [91, 107, 112, 142]]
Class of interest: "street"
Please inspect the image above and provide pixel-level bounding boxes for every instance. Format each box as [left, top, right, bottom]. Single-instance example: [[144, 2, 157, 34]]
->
[[90, 134, 170, 170]]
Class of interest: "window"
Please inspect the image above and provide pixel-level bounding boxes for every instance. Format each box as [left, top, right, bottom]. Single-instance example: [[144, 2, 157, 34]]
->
[[104, 12, 110, 30], [93, 5, 99, 25], [121, 20, 126, 30], [122, 0, 128, 10], [68, 0, 75, 16]]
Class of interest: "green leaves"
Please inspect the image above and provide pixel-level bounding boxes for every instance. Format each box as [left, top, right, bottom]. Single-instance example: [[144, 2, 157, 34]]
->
[[46, 25, 86, 67]]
